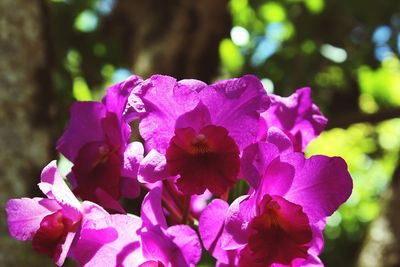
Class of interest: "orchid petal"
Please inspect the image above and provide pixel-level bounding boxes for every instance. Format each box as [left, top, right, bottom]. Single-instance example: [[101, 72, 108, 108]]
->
[[138, 149, 170, 183], [56, 102, 107, 161], [38, 161, 81, 216], [166, 225, 202, 266], [199, 75, 270, 150], [71, 214, 143, 267], [199, 199, 230, 262], [131, 75, 200, 153], [282, 154, 353, 223], [221, 195, 255, 250], [141, 187, 167, 229], [6, 198, 59, 241]]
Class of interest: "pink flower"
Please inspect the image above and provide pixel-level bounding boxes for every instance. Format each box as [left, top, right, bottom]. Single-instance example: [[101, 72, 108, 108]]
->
[[259, 88, 327, 152], [5, 74, 353, 267], [57, 75, 144, 211], [71, 187, 201, 267], [6, 161, 109, 266], [199, 140, 352, 266], [130, 75, 270, 195], [138, 187, 202, 266]]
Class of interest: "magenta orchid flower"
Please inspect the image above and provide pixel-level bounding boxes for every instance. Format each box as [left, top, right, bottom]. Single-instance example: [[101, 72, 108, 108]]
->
[[71, 187, 201, 267], [199, 139, 352, 266], [259, 88, 327, 152], [57, 75, 144, 211], [5, 161, 109, 266], [5, 73, 354, 267], [130, 75, 270, 196]]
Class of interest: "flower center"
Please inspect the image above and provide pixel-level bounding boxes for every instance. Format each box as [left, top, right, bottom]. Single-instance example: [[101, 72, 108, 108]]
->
[[166, 125, 240, 195], [239, 195, 313, 267], [32, 211, 73, 258], [191, 134, 209, 154]]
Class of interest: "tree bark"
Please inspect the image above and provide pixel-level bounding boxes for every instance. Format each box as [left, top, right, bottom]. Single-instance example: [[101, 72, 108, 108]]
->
[[357, 155, 400, 267], [0, 0, 56, 266], [108, 0, 231, 83]]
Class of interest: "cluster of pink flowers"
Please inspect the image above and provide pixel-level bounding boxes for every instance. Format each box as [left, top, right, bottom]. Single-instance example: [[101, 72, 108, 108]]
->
[[6, 74, 352, 266]]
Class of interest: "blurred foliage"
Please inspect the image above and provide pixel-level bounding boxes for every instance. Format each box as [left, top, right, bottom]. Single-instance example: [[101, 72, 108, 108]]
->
[[49, 0, 131, 103], [221, 0, 400, 115], [48, 0, 400, 266], [307, 120, 400, 266], [358, 57, 400, 107]]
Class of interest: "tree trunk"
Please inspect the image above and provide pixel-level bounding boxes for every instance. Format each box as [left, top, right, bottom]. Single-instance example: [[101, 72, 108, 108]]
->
[[0, 0, 56, 266], [109, 0, 231, 83], [357, 155, 400, 267]]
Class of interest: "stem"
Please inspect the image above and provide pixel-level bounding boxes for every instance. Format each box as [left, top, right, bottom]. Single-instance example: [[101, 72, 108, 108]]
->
[[163, 180, 185, 211], [161, 195, 182, 223], [181, 195, 191, 224], [162, 180, 195, 225]]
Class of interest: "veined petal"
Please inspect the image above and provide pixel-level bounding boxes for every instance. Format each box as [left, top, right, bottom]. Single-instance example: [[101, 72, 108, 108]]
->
[[222, 195, 255, 250], [282, 154, 353, 223], [166, 225, 202, 266], [81, 201, 109, 223], [199, 199, 230, 263], [263, 126, 294, 154], [131, 75, 201, 153], [71, 214, 143, 267], [6, 198, 59, 241], [240, 142, 280, 189], [140, 226, 188, 267], [38, 161, 81, 216], [260, 88, 327, 152], [256, 158, 295, 200], [199, 75, 270, 150], [141, 187, 167, 229], [122, 142, 144, 178], [121, 142, 144, 199], [138, 149, 169, 184], [102, 75, 143, 142], [102, 75, 143, 119], [56, 102, 107, 161], [175, 101, 212, 133]]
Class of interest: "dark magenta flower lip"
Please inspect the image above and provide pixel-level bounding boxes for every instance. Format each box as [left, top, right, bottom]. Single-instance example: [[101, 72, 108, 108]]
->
[[166, 125, 240, 196], [32, 210, 74, 259], [239, 195, 312, 266]]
